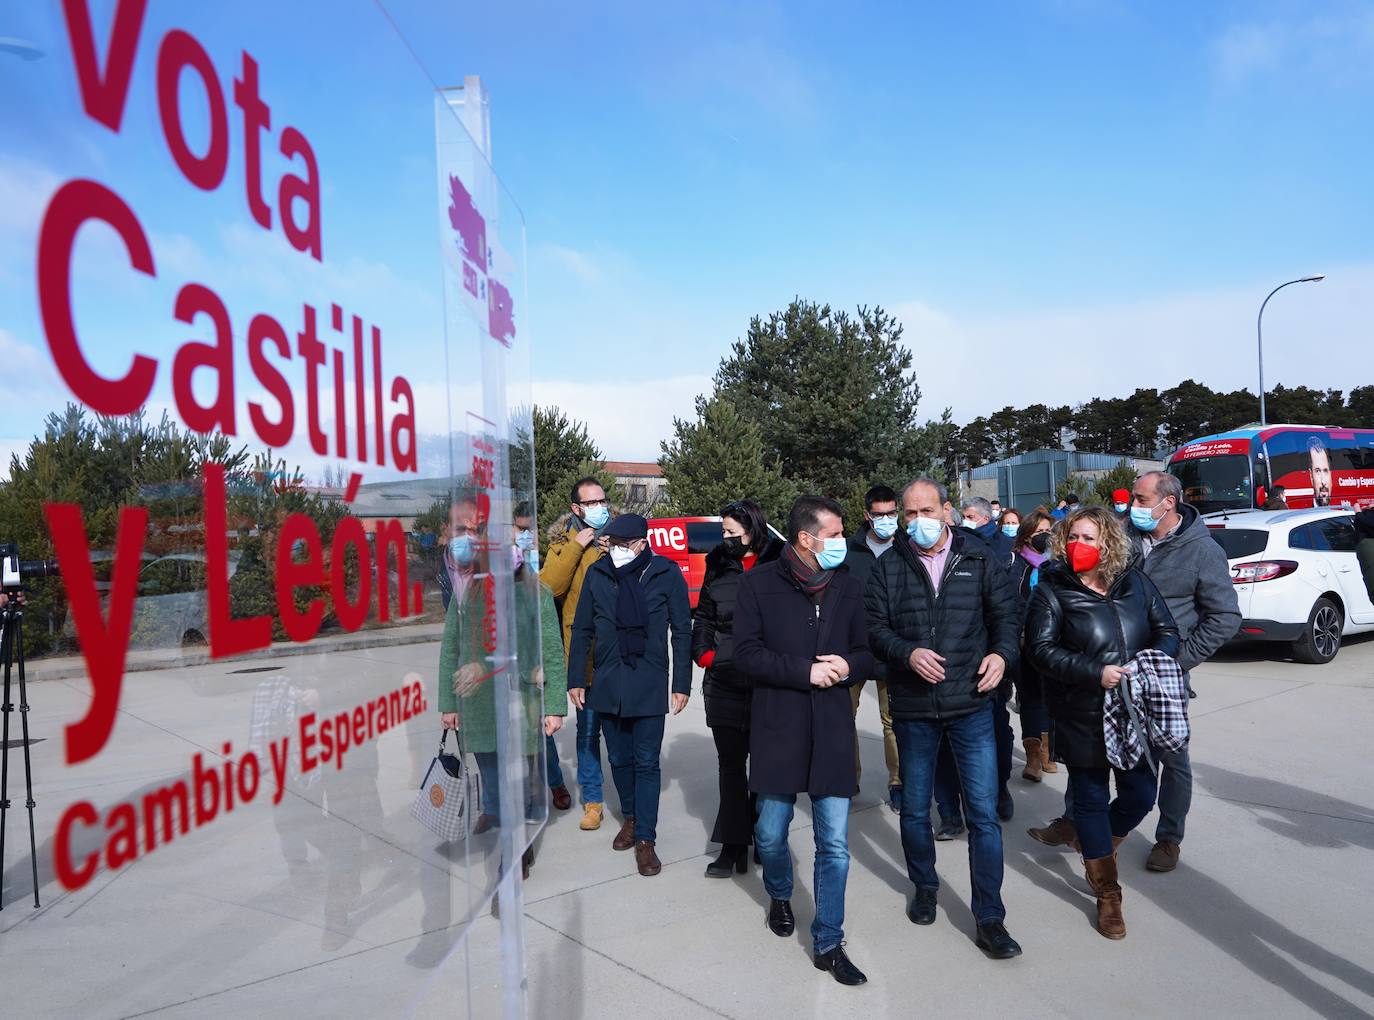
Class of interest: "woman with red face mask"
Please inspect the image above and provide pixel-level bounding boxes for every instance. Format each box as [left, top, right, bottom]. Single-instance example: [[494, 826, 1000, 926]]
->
[[1023, 506, 1179, 940]]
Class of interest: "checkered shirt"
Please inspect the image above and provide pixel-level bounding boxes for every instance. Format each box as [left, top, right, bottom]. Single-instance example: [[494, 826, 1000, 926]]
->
[[1104, 648, 1190, 771]]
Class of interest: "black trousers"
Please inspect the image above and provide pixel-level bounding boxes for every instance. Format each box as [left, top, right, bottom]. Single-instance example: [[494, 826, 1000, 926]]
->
[[710, 725, 756, 846]]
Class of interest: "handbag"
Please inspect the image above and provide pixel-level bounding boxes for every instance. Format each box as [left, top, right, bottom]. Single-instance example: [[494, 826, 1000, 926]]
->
[[410, 729, 482, 842]]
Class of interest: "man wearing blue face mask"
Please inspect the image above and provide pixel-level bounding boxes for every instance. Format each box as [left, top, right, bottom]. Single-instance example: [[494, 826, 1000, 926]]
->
[[734, 495, 875, 986], [865, 477, 1023, 960], [437, 497, 482, 612], [845, 485, 904, 813], [542, 477, 617, 832]]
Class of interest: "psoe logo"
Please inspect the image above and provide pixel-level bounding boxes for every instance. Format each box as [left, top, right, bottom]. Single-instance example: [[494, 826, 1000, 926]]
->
[[446, 173, 515, 348]]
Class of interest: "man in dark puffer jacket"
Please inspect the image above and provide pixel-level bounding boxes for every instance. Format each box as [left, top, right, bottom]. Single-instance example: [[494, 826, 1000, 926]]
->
[[865, 477, 1023, 960]]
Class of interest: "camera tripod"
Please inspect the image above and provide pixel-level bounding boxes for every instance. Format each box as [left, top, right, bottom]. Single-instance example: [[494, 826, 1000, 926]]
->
[[0, 595, 41, 909]]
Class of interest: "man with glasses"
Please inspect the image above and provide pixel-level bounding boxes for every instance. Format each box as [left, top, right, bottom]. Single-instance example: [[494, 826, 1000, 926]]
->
[[542, 477, 616, 831], [567, 514, 692, 876], [865, 477, 1024, 960], [845, 484, 903, 813]]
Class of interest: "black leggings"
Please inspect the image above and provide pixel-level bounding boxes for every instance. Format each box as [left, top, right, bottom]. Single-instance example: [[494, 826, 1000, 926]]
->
[[711, 725, 756, 846]]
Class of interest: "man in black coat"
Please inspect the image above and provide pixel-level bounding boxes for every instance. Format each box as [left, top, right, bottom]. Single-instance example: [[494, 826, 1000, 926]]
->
[[734, 495, 874, 987], [568, 514, 692, 877], [865, 477, 1024, 960]]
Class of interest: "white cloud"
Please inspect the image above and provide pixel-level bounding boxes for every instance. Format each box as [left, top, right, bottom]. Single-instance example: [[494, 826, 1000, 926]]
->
[[533, 374, 712, 461], [1214, 10, 1374, 86], [894, 265, 1371, 424], [537, 243, 605, 287]]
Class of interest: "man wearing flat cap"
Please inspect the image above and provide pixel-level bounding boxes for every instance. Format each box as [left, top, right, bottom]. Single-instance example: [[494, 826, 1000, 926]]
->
[[568, 513, 692, 876]]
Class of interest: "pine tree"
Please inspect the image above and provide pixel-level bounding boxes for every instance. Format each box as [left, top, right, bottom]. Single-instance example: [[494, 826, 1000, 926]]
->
[[658, 396, 798, 528], [711, 299, 940, 503]]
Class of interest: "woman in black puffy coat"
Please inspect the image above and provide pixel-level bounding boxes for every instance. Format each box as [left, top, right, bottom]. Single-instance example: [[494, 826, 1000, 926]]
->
[[691, 500, 782, 878], [1025, 506, 1179, 941]]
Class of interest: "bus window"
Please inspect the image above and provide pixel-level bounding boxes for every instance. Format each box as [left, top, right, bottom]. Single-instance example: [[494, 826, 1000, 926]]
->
[[1171, 455, 1252, 513]]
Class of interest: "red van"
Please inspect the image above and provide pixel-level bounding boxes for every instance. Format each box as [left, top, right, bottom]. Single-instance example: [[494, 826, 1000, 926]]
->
[[647, 515, 785, 608]]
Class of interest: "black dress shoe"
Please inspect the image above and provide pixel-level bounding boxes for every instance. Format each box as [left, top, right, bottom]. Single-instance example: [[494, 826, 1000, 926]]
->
[[705, 844, 748, 878], [975, 921, 1023, 959], [997, 784, 1014, 822], [813, 943, 867, 985], [907, 887, 938, 925], [767, 898, 795, 937]]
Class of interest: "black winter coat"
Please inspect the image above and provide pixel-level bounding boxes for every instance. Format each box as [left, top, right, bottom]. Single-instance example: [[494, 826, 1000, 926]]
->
[[567, 553, 693, 717], [844, 527, 895, 680], [734, 559, 874, 798], [1025, 562, 1180, 768], [864, 530, 1021, 722], [692, 538, 783, 730]]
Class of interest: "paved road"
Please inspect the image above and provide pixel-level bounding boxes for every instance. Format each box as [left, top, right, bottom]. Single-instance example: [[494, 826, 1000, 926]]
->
[[3, 633, 1371, 1018]]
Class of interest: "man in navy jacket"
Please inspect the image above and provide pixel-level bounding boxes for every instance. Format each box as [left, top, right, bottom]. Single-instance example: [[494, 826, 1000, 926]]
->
[[568, 514, 691, 877], [734, 495, 874, 987]]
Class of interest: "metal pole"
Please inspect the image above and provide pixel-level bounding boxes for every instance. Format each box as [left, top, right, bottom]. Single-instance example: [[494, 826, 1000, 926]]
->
[[1256, 276, 1325, 427]]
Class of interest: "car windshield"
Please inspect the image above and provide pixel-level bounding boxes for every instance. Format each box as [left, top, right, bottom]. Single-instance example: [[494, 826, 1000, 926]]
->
[[1171, 455, 1252, 513]]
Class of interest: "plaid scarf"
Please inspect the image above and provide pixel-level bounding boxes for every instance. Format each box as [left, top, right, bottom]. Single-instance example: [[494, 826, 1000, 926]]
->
[[781, 543, 835, 600]]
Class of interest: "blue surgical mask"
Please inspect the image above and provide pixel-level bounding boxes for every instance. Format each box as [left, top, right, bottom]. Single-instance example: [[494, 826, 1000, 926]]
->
[[583, 505, 610, 530], [1114, 502, 1128, 514], [814, 536, 847, 570], [1130, 503, 1163, 533], [515, 529, 535, 551], [907, 516, 944, 549], [1001, 523, 1018, 539], [871, 515, 898, 540], [449, 535, 475, 565]]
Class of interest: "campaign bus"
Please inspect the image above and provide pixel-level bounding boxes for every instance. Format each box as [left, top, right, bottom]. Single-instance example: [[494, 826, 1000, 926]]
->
[[1167, 425, 1374, 512]]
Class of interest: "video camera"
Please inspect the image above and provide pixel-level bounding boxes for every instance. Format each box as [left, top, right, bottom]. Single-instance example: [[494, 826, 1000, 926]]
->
[[0, 542, 60, 591]]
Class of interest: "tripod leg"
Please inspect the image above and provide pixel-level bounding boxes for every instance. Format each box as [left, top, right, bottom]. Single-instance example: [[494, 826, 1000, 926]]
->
[[0, 608, 13, 912], [13, 612, 39, 907]]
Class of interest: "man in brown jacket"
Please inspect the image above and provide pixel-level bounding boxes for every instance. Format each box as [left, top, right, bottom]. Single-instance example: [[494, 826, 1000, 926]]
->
[[541, 476, 615, 830]]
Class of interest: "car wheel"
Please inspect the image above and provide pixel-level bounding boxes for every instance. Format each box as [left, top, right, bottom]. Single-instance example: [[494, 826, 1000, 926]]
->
[[1291, 597, 1343, 664]]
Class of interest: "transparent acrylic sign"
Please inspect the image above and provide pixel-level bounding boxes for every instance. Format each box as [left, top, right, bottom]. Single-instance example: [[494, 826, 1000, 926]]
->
[[0, 2, 536, 1015]]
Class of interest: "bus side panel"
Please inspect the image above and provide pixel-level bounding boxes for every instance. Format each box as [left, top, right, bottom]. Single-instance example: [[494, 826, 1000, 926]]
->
[[1264, 430, 1374, 509]]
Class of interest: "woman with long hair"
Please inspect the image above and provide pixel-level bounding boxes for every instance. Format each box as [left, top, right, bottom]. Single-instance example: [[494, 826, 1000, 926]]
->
[[1010, 508, 1056, 780], [1024, 506, 1179, 939], [692, 499, 783, 877]]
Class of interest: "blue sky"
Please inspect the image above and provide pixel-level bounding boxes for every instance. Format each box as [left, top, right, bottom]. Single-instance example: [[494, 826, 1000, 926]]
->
[[2, 1, 1371, 469], [387, 0, 1374, 457]]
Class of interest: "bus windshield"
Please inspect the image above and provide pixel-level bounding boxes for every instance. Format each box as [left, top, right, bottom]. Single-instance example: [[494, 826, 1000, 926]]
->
[[1171, 454, 1253, 512]]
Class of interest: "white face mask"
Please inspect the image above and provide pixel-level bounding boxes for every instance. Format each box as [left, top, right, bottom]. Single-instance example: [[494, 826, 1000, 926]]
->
[[609, 545, 638, 568]]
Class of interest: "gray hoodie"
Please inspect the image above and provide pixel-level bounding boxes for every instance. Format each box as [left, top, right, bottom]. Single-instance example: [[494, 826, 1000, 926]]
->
[[1130, 503, 1241, 673]]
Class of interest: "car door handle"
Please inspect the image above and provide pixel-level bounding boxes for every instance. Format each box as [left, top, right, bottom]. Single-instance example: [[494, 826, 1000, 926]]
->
[[1338, 565, 1353, 573]]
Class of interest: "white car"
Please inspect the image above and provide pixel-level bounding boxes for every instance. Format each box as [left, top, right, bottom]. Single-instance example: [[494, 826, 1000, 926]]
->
[[1203, 507, 1374, 663]]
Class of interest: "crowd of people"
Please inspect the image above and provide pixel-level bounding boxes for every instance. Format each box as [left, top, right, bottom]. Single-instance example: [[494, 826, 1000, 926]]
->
[[434, 470, 1242, 987]]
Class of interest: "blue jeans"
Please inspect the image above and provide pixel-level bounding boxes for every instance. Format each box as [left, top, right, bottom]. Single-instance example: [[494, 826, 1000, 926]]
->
[[1154, 744, 1191, 845], [754, 793, 851, 954], [472, 752, 534, 823], [933, 737, 963, 823], [545, 732, 565, 789], [575, 705, 603, 804], [601, 713, 666, 842], [893, 701, 1007, 925], [1068, 759, 1158, 859]]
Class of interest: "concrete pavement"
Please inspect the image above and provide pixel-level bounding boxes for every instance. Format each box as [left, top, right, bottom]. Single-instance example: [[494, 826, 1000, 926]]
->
[[2, 633, 1372, 1018]]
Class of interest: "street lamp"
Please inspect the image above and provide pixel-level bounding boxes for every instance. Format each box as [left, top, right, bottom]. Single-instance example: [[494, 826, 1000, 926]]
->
[[1257, 274, 1324, 426]]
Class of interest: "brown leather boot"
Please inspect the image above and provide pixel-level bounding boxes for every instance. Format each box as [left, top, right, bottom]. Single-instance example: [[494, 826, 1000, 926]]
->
[[634, 840, 662, 876], [1039, 732, 1058, 773], [1027, 816, 1077, 848], [1083, 855, 1126, 940], [612, 816, 636, 851], [1021, 738, 1043, 782]]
